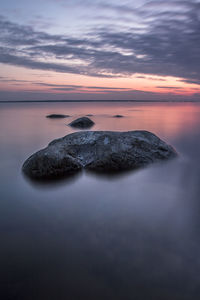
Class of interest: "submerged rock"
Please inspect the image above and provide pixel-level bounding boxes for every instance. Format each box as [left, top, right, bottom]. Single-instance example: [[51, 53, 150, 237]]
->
[[22, 130, 177, 179], [46, 114, 70, 118], [69, 117, 94, 129]]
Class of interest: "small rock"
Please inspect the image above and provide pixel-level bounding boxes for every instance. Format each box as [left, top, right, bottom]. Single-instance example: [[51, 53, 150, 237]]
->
[[113, 115, 124, 118], [69, 117, 94, 129], [46, 114, 70, 118]]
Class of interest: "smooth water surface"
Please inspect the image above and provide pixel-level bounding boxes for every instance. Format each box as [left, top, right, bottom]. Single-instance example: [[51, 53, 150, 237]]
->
[[1, 102, 200, 300]]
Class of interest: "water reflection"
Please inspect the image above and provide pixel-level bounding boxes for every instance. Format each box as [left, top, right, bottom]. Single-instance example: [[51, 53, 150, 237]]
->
[[22, 169, 83, 189], [1, 102, 200, 299]]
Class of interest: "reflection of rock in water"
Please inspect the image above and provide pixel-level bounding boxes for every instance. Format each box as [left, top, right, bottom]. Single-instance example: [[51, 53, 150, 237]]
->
[[22, 166, 82, 187], [22, 130, 177, 180]]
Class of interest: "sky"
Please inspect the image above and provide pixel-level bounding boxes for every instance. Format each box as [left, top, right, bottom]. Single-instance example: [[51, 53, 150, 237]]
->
[[0, 0, 200, 101]]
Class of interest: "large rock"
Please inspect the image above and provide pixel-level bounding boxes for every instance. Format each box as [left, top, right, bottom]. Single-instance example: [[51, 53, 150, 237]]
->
[[22, 131, 177, 179], [69, 117, 94, 129]]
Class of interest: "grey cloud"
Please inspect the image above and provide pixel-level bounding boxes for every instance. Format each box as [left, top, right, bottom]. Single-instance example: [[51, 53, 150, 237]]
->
[[51, 87, 77, 91], [35, 82, 132, 91], [0, 0, 200, 82], [1, 88, 200, 102], [157, 86, 184, 89], [51, 87, 131, 92], [0, 79, 131, 91], [85, 86, 131, 90], [0, 78, 32, 83], [0, 49, 80, 73], [179, 79, 200, 85], [34, 83, 83, 88], [136, 76, 166, 81]]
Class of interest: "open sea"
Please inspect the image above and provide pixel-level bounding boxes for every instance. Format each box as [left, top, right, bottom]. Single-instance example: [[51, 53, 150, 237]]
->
[[1, 101, 200, 300]]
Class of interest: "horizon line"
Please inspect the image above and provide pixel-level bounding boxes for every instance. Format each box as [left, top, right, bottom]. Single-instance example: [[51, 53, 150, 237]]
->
[[0, 100, 200, 103]]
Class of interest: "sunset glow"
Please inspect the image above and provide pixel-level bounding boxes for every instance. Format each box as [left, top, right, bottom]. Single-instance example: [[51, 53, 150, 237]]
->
[[0, 0, 200, 101]]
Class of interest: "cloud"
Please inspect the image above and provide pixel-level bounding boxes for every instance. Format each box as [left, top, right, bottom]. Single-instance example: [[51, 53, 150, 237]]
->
[[0, 78, 133, 92], [34, 82, 132, 90], [179, 79, 200, 85], [156, 86, 184, 89], [1, 87, 200, 102], [136, 76, 166, 81], [0, 0, 200, 83]]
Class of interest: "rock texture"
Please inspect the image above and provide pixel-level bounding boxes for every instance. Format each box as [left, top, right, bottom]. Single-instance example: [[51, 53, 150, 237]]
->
[[46, 114, 69, 118], [22, 131, 177, 179], [69, 117, 94, 129]]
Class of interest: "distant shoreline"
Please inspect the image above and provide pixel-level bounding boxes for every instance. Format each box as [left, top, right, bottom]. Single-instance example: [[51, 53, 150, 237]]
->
[[0, 100, 199, 103]]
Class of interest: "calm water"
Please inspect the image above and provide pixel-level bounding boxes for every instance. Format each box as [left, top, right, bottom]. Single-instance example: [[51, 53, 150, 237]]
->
[[1, 102, 200, 300]]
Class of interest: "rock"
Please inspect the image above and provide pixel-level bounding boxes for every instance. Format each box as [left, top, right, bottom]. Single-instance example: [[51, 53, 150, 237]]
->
[[22, 131, 177, 179], [46, 114, 70, 118], [113, 115, 124, 118], [69, 117, 94, 129], [22, 149, 82, 179]]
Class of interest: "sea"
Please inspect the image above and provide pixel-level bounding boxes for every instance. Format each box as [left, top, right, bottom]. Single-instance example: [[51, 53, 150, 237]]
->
[[1, 101, 200, 299]]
